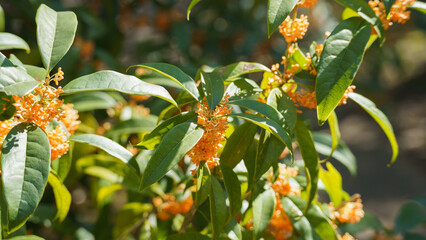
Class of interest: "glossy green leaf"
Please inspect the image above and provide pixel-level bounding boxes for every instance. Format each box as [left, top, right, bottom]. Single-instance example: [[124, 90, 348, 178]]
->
[[200, 70, 224, 111], [65, 92, 118, 112], [383, 0, 396, 14], [0, 33, 30, 53], [48, 170, 71, 222], [187, 0, 202, 20], [137, 111, 197, 150], [327, 111, 341, 159], [140, 122, 204, 190], [394, 201, 426, 233], [113, 202, 152, 240], [287, 195, 338, 239], [196, 165, 212, 206], [228, 113, 293, 158], [0, 5, 4, 32], [255, 132, 284, 184], [253, 187, 276, 238], [224, 218, 242, 240], [312, 132, 357, 176], [225, 78, 262, 101], [62, 70, 178, 108], [214, 62, 270, 81], [36, 4, 77, 72], [294, 118, 319, 212], [267, 88, 297, 131], [8, 54, 47, 80], [319, 162, 343, 206], [342, 8, 359, 20], [333, 0, 385, 42], [167, 232, 210, 240], [221, 165, 242, 220], [130, 63, 200, 101], [70, 134, 138, 174], [106, 117, 157, 137], [348, 92, 398, 164], [409, 1, 426, 14], [1, 123, 50, 233], [210, 177, 228, 238], [220, 121, 257, 169], [267, 0, 298, 37], [0, 92, 16, 121], [281, 197, 313, 240], [0, 66, 39, 96], [316, 17, 371, 125]]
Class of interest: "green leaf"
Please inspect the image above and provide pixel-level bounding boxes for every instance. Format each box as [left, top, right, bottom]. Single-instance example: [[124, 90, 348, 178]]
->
[[267, 88, 297, 131], [210, 177, 228, 238], [225, 78, 262, 101], [196, 165, 212, 206], [113, 202, 152, 240], [267, 0, 298, 37], [220, 122, 257, 169], [0, 92, 16, 121], [281, 197, 313, 240], [316, 17, 371, 125], [47, 170, 71, 222], [327, 111, 341, 159], [8, 54, 47, 81], [1, 123, 50, 233], [65, 92, 118, 112], [0, 5, 4, 32], [294, 118, 319, 212], [167, 232, 210, 240], [130, 63, 200, 101], [62, 70, 178, 108], [312, 132, 357, 176], [200, 70, 224, 111], [348, 92, 398, 165], [1, 53, 14, 67], [70, 134, 138, 174], [140, 122, 204, 190], [253, 187, 276, 238], [0, 66, 39, 96], [333, 0, 385, 43], [228, 113, 293, 158], [214, 62, 270, 81], [319, 162, 343, 206], [7, 236, 45, 240], [383, 0, 396, 14], [106, 117, 157, 137], [0, 33, 30, 53], [187, 0, 202, 20], [409, 1, 426, 14], [36, 4, 78, 72], [137, 111, 197, 150], [223, 218, 242, 240], [394, 201, 426, 233], [221, 165, 242, 220], [255, 132, 284, 184]]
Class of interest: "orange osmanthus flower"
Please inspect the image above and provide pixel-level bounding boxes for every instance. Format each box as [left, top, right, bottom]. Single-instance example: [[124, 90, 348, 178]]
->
[[268, 196, 294, 240], [330, 197, 365, 224], [187, 95, 232, 169], [270, 163, 300, 196], [298, 0, 319, 8], [279, 15, 309, 44], [153, 193, 193, 220], [369, 0, 416, 30]]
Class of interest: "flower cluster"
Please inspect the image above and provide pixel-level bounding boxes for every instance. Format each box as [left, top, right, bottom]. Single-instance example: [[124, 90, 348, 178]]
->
[[369, 0, 416, 30], [330, 197, 365, 224], [298, 0, 319, 8], [270, 163, 300, 196], [0, 68, 80, 161], [187, 95, 232, 169], [340, 233, 356, 240], [153, 193, 193, 221], [279, 15, 310, 44], [268, 197, 294, 240]]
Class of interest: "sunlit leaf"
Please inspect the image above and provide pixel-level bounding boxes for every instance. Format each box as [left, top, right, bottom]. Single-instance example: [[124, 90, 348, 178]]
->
[[225, 78, 262, 101], [196, 165, 212, 206], [281, 197, 313, 240], [327, 111, 341, 159], [316, 17, 371, 125], [36, 4, 77, 72], [0, 66, 39, 96], [48, 170, 71, 222], [409, 1, 426, 14], [214, 62, 270, 81], [348, 92, 398, 164], [0, 33, 30, 53], [187, 0, 202, 20], [319, 162, 343, 206], [1, 123, 50, 233], [253, 186, 276, 238], [224, 218, 242, 240], [267, 0, 298, 37]]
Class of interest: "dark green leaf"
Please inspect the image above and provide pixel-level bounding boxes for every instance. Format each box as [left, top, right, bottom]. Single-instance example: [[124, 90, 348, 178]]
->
[[48, 170, 71, 222], [1, 123, 50, 233], [167, 232, 210, 240], [0, 33, 30, 53], [137, 111, 197, 150], [339, 212, 383, 234], [255, 132, 285, 184], [316, 17, 371, 125], [253, 187, 276, 238], [225, 78, 262, 101], [0, 92, 16, 121], [140, 122, 204, 190], [220, 121, 257, 169], [62, 70, 178, 108], [187, 0, 202, 20], [130, 63, 200, 101], [196, 165, 212, 206], [384, 0, 396, 15], [210, 177, 228, 238], [200, 70, 224, 111], [36, 4, 77, 72], [294, 118, 319, 212], [267, 0, 298, 37], [228, 113, 293, 158], [113, 202, 152, 240], [224, 218, 242, 240], [267, 88, 297, 131], [394, 201, 426, 233], [214, 62, 270, 81], [221, 165, 242, 220], [348, 92, 398, 164]]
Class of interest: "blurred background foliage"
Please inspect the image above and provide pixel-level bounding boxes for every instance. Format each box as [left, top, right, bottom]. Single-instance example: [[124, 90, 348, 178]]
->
[[1, 0, 425, 239]]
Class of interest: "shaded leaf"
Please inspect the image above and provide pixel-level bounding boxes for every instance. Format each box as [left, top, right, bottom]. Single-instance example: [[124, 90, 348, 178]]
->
[[106, 117, 157, 137], [316, 17, 371, 125], [113, 202, 152, 240], [187, 0, 202, 20], [200, 70, 224, 111], [210, 177, 228, 238], [167, 232, 210, 240], [65, 92, 118, 112], [267, 88, 297, 131], [394, 201, 426, 233], [225, 78, 262, 101], [0, 92, 16, 121], [253, 187, 276, 238], [214, 62, 270, 81], [221, 165, 242, 220]]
